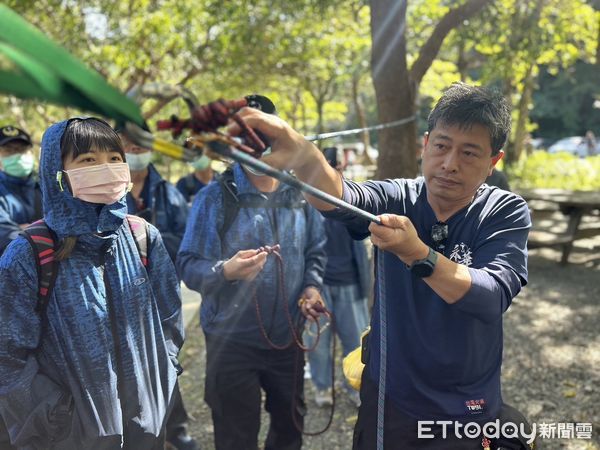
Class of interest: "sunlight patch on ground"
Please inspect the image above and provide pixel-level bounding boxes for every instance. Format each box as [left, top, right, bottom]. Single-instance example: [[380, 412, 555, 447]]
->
[[529, 300, 574, 333], [539, 344, 592, 368]]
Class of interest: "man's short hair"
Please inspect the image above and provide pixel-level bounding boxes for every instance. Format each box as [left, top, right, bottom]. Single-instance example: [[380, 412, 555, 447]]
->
[[427, 83, 511, 156]]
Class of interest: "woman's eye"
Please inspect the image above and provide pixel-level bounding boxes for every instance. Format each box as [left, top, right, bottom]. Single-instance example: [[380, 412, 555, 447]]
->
[[111, 155, 123, 162], [81, 157, 95, 163]]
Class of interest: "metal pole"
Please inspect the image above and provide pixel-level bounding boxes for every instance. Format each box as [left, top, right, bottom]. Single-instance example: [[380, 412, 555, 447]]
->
[[207, 140, 382, 225]]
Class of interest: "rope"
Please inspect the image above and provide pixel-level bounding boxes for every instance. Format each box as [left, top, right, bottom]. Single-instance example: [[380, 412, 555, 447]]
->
[[151, 92, 393, 440], [253, 245, 325, 351], [250, 244, 337, 436], [156, 98, 268, 157], [150, 92, 393, 442], [376, 248, 387, 450], [304, 115, 416, 142]]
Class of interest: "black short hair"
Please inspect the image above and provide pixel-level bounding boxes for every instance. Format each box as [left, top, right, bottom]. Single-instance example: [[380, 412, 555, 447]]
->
[[427, 82, 511, 155], [61, 117, 125, 161]]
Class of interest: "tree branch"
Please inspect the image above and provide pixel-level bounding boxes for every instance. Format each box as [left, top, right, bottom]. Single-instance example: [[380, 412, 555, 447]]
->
[[410, 0, 490, 84], [143, 66, 203, 119]]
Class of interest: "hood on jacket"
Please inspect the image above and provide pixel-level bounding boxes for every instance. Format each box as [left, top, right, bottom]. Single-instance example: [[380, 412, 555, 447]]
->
[[40, 120, 127, 239]]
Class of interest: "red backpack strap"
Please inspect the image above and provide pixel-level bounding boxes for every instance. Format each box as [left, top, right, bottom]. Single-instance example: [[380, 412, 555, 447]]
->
[[20, 220, 58, 313], [126, 215, 149, 267]]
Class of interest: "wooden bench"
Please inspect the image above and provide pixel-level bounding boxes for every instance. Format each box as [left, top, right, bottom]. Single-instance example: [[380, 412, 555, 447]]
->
[[517, 189, 600, 264]]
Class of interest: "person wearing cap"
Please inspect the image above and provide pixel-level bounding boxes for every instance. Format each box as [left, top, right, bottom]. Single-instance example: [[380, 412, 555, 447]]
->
[[116, 123, 189, 262], [0, 125, 42, 254], [175, 155, 214, 204], [116, 123, 197, 450]]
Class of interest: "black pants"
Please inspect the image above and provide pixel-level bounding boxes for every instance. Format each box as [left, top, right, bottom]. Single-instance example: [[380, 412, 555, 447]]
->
[[166, 381, 190, 440], [353, 374, 484, 450], [204, 334, 305, 450]]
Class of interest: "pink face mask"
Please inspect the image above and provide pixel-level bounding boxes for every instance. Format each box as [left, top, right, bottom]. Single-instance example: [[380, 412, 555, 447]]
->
[[62, 163, 132, 205]]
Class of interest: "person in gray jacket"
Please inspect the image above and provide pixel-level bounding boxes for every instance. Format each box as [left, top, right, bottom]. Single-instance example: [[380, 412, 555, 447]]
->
[[0, 118, 183, 449]]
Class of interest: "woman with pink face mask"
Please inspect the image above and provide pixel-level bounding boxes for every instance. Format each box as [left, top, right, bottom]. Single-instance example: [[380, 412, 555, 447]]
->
[[0, 118, 183, 449]]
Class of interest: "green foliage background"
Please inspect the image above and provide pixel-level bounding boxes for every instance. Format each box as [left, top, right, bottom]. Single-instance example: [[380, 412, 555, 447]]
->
[[0, 0, 599, 188], [509, 152, 600, 190]]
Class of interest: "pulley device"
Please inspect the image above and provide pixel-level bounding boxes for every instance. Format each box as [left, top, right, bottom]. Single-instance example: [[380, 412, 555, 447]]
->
[[122, 86, 381, 225]]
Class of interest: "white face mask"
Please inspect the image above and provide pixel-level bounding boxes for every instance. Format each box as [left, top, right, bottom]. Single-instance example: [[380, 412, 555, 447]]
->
[[126, 152, 153, 171]]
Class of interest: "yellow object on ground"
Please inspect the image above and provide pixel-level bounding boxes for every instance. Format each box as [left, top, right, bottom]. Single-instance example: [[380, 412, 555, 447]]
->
[[342, 327, 370, 391]]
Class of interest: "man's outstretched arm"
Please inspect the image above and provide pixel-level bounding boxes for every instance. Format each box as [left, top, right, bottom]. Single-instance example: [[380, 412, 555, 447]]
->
[[229, 107, 342, 211]]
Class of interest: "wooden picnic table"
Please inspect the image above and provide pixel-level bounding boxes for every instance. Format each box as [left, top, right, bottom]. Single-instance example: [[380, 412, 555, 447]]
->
[[515, 188, 600, 264]]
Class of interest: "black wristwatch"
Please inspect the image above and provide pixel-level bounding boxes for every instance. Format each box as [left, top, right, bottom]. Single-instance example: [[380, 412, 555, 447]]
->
[[409, 247, 438, 278]]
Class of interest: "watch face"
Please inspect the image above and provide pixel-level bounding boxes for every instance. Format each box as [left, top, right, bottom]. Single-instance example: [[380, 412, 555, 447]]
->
[[411, 262, 434, 278], [410, 247, 437, 278]]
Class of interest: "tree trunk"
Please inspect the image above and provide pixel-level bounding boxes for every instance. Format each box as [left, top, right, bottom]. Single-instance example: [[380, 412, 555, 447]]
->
[[370, 0, 416, 180], [316, 99, 324, 136], [370, 0, 491, 180], [352, 73, 373, 165], [457, 38, 468, 81], [144, 67, 203, 119], [507, 64, 535, 166]]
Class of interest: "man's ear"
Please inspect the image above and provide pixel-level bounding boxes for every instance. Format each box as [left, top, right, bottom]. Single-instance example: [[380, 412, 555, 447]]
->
[[489, 150, 504, 176]]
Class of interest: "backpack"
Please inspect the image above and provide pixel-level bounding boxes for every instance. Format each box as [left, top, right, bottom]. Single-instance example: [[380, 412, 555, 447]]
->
[[20, 215, 149, 314], [217, 167, 307, 242]]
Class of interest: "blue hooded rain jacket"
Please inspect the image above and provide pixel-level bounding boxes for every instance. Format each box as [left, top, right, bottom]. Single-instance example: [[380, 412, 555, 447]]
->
[[0, 121, 183, 449], [177, 164, 326, 348], [0, 172, 42, 254]]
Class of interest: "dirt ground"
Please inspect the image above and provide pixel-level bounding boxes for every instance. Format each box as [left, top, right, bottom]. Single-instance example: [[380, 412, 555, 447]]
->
[[177, 237, 600, 450]]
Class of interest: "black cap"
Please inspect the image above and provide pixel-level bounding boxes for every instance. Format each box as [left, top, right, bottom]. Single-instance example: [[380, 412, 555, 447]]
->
[[0, 126, 32, 147], [245, 94, 277, 115]]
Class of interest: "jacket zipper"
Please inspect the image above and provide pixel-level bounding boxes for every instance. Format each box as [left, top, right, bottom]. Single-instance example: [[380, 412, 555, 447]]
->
[[101, 251, 129, 446]]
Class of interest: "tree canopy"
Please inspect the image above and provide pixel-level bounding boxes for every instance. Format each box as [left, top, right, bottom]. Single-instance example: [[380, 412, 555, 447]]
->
[[0, 0, 598, 179]]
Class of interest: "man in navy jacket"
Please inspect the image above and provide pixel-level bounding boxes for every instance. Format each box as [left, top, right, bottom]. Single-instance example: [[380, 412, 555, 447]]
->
[[228, 82, 531, 449]]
